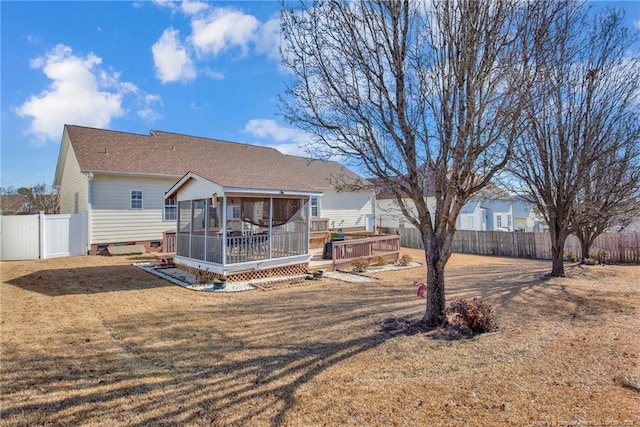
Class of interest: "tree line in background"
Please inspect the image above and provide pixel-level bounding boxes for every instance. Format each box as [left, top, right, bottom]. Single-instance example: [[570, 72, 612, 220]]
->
[[280, 0, 640, 325], [0, 184, 60, 215]]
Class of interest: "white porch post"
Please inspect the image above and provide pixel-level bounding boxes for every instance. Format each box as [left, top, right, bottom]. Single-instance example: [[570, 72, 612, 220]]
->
[[203, 198, 208, 258], [268, 197, 273, 260], [306, 197, 311, 253], [189, 200, 193, 258], [221, 195, 227, 266]]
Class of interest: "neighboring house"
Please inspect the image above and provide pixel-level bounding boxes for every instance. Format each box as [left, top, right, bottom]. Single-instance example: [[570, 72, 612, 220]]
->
[[53, 125, 374, 255], [374, 180, 538, 232]]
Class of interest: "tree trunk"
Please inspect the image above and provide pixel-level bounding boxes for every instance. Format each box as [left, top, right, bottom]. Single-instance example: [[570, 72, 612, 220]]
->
[[422, 236, 447, 326], [577, 235, 592, 264], [549, 232, 567, 277]]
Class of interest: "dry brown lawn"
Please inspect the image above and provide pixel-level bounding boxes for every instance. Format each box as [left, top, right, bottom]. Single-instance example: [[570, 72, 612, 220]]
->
[[1, 249, 638, 426]]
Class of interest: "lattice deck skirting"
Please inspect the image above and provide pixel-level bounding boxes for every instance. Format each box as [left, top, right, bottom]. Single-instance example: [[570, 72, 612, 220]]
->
[[226, 263, 309, 282], [177, 263, 309, 283]]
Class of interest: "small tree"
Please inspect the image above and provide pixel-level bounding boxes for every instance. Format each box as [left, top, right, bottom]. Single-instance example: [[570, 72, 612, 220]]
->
[[572, 149, 640, 262], [1, 184, 59, 215], [509, 4, 640, 276], [28, 183, 60, 214]]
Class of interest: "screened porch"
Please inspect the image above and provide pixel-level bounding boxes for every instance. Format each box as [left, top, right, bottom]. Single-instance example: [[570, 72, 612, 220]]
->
[[175, 195, 310, 269]]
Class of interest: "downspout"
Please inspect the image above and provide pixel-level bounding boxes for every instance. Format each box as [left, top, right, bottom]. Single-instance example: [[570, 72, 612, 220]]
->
[[86, 172, 93, 255], [371, 193, 377, 234]]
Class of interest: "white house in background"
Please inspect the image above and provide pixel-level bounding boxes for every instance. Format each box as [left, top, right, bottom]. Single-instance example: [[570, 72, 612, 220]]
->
[[455, 188, 538, 232], [375, 181, 539, 232], [53, 125, 374, 255]]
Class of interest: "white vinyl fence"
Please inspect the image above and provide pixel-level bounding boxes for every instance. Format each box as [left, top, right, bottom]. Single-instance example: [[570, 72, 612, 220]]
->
[[1, 212, 88, 261]]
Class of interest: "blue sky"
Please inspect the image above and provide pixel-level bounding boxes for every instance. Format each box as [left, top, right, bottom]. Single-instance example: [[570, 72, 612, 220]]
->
[[2, 1, 640, 190]]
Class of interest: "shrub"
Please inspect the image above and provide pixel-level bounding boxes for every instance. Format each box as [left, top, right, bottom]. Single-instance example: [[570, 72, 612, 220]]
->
[[583, 257, 597, 265], [370, 256, 388, 267], [397, 254, 413, 266], [446, 298, 498, 334], [566, 251, 577, 262], [351, 258, 369, 273]]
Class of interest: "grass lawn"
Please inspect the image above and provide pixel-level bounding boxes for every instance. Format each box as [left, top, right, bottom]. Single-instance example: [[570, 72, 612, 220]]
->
[[1, 249, 638, 426]]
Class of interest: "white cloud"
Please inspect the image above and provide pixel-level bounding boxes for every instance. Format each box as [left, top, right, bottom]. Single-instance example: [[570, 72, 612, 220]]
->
[[244, 119, 311, 156], [137, 94, 164, 122], [634, 19, 640, 30], [152, 0, 178, 11], [254, 16, 281, 60], [152, 27, 197, 83], [17, 45, 127, 145], [150, 2, 282, 83], [180, 0, 209, 16], [201, 68, 224, 80], [190, 7, 260, 57]]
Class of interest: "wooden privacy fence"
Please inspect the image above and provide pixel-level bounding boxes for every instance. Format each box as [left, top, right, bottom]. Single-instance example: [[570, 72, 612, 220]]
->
[[331, 235, 401, 270], [382, 228, 640, 264]]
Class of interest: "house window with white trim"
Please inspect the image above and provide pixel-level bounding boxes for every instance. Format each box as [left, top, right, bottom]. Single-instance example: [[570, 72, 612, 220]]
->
[[131, 190, 142, 209], [496, 214, 503, 228], [227, 204, 240, 220], [507, 214, 512, 230], [310, 196, 319, 217], [164, 198, 177, 221]]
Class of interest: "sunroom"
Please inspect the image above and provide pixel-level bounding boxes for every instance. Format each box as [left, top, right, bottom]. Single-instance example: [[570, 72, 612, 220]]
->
[[165, 172, 321, 279]]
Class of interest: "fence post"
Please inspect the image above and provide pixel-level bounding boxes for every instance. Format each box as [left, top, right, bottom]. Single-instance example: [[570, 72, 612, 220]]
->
[[39, 211, 46, 259]]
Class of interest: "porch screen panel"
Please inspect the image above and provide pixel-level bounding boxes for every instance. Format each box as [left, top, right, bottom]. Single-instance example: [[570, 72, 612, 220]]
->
[[207, 198, 221, 233], [240, 198, 269, 231], [178, 201, 191, 233], [271, 198, 309, 258], [177, 201, 192, 257]]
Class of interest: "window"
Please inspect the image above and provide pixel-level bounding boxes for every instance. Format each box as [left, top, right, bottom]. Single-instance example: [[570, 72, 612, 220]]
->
[[164, 198, 177, 221], [507, 214, 512, 230], [310, 196, 319, 217], [131, 190, 142, 209], [227, 204, 240, 220], [496, 214, 502, 228]]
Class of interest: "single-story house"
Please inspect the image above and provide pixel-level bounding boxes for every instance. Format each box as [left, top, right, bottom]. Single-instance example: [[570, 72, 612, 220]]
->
[[53, 125, 375, 255]]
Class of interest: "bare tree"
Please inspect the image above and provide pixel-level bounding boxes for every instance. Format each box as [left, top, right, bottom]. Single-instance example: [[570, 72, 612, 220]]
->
[[280, 0, 534, 325], [572, 148, 640, 262], [28, 183, 60, 214], [0, 184, 59, 215], [0, 187, 27, 215], [509, 3, 640, 276]]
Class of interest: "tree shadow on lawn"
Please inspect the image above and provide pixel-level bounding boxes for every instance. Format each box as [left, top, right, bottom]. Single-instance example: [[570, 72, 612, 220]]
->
[[1, 287, 424, 425], [4, 264, 174, 296], [444, 262, 637, 323], [4, 260, 635, 425]]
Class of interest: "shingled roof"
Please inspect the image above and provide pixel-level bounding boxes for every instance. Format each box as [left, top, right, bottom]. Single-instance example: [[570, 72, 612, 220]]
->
[[56, 125, 368, 193]]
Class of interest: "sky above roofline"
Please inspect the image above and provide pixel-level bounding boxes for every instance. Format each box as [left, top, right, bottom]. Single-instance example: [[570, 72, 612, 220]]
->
[[1, 0, 639, 190]]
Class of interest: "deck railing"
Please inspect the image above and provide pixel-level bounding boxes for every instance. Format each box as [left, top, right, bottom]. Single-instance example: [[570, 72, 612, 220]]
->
[[331, 235, 400, 270], [176, 231, 307, 265]]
